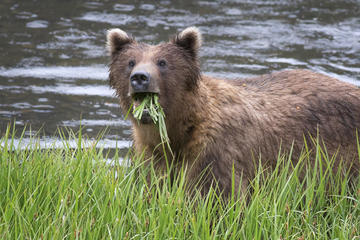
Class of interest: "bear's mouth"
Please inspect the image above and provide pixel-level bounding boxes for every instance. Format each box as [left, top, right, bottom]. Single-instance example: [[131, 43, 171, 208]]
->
[[132, 93, 153, 124]]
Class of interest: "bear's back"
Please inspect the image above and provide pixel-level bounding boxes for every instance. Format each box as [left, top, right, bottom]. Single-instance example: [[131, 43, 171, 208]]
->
[[221, 69, 360, 166]]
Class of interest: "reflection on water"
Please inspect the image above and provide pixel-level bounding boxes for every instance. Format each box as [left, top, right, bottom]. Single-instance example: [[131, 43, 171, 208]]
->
[[6, 136, 131, 151], [0, 65, 107, 80], [0, 0, 359, 151]]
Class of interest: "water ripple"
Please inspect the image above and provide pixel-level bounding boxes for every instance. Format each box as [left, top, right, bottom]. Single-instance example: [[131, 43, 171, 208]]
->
[[0, 66, 108, 80]]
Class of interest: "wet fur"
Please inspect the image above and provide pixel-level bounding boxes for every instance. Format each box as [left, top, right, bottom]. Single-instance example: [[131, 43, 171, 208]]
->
[[108, 27, 360, 197]]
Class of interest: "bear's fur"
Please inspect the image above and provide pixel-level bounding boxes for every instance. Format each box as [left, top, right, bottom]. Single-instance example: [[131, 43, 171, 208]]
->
[[107, 27, 360, 196]]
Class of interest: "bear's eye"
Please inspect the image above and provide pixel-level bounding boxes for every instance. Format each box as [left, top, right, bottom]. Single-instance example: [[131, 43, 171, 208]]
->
[[128, 60, 135, 68], [158, 59, 167, 67]]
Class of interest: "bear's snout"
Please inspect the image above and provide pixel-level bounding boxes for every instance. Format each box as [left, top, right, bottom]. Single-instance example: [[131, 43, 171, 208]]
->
[[130, 71, 150, 92], [129, 65, 160, 95]]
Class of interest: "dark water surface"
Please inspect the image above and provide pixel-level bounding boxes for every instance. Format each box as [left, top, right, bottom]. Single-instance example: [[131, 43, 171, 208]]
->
[[0, 0, 359, 151]]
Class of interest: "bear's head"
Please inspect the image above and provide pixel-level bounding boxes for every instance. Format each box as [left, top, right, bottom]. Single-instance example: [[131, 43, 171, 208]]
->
[[107, 27, 202, 125]]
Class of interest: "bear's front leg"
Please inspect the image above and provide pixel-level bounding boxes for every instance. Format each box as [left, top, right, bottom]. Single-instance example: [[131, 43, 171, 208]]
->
[[184, 146, 250, 199]]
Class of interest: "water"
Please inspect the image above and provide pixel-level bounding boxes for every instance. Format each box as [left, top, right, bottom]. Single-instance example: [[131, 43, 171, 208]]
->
[[1, 0, 359, 151]]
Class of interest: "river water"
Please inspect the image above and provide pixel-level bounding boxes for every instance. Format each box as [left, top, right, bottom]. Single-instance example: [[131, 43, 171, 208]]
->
[[0, 0, 359, 152]]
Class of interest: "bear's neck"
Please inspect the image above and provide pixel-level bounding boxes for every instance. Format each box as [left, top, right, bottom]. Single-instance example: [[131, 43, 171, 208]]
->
[[166, 75, 250, 159]]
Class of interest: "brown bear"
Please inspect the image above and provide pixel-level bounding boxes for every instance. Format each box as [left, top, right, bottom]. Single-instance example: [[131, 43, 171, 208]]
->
[[107, 26, 360, 196]]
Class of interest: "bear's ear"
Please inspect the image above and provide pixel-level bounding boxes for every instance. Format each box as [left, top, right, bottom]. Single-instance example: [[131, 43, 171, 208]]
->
[[172, 27, 202, 59], [106, 28, 134, 56]]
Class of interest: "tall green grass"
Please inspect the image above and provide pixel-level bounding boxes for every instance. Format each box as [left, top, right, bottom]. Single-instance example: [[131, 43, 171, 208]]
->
[[0, 126, 359, 239]]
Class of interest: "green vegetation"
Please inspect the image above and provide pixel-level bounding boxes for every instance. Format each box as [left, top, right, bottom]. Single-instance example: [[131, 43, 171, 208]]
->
[[130, 94, 169, 147], [0, 126, 360, 239]]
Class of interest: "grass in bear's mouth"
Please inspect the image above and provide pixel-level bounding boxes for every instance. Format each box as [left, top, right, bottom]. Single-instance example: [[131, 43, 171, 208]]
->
[[127, 93, 171, 152]]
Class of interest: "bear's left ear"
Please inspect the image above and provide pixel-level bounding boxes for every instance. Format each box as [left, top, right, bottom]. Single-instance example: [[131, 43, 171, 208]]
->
[[172, 27, 202, 59]]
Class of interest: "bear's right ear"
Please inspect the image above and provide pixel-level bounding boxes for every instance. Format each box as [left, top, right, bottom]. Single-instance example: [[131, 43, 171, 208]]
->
[[106, 28, 134, 56]]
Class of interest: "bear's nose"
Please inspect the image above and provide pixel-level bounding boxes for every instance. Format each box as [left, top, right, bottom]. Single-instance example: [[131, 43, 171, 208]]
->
[[130, 71, 150, 92]]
